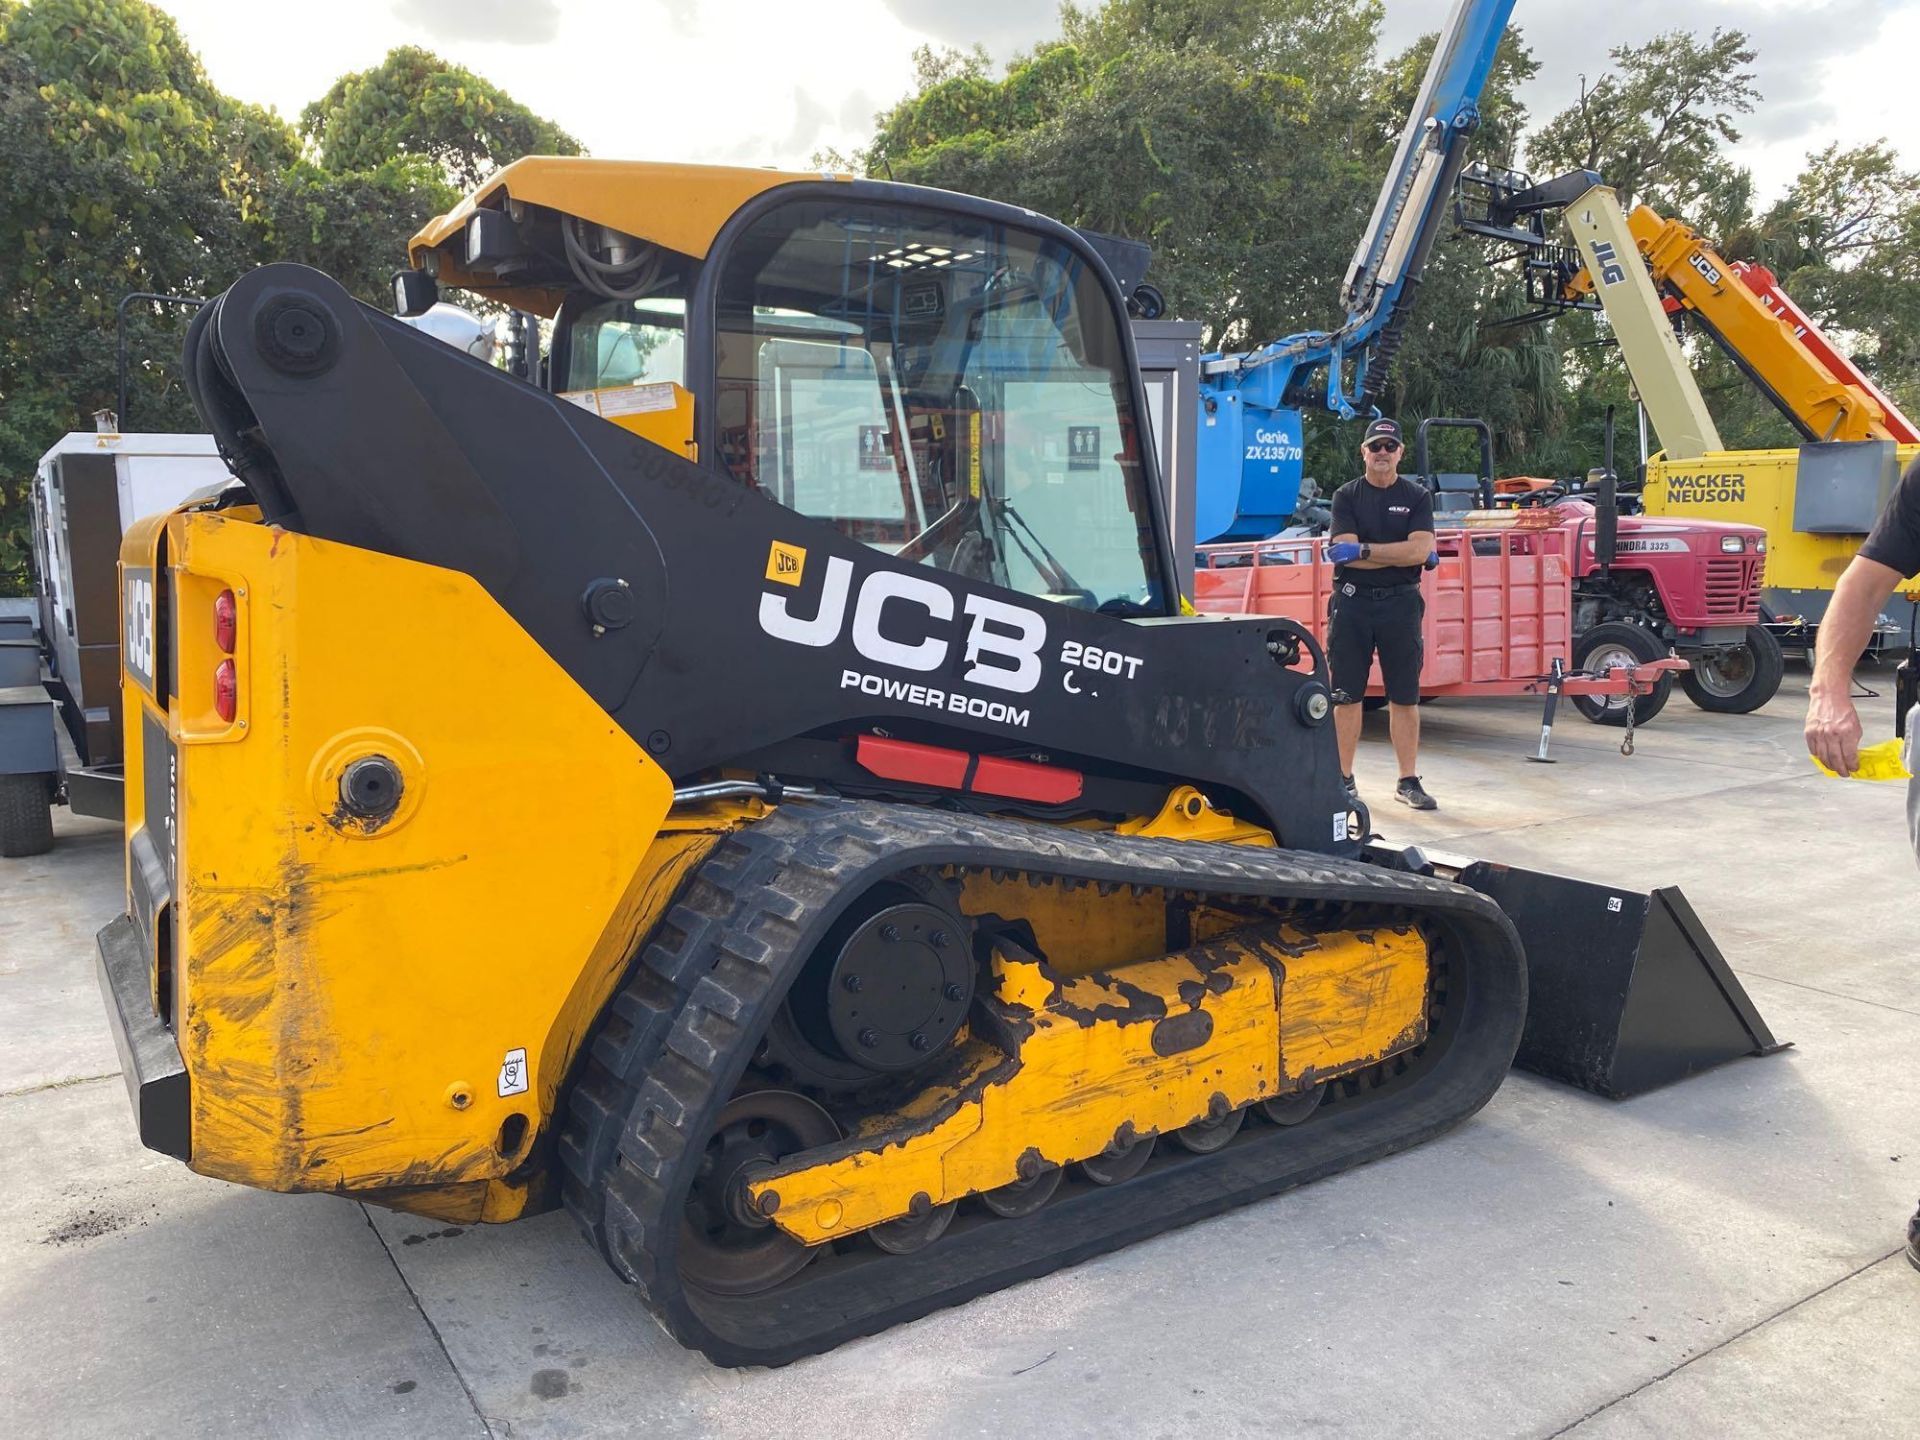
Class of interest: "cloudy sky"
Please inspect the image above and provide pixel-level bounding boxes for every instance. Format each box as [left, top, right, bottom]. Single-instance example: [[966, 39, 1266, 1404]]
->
[[159, 0, 1918, 202]]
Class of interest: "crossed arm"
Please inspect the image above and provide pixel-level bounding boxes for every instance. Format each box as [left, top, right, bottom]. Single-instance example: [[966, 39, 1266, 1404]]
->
[[1331, 531, 1436, 567]]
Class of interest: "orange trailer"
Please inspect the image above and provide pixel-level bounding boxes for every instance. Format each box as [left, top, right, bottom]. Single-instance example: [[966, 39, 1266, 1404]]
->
[[1195, 517, 1684, 754]]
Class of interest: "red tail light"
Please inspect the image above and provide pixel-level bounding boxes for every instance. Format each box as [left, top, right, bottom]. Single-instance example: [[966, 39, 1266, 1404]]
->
[[214, 588, 236, 653], [214, 659, 237, 722]]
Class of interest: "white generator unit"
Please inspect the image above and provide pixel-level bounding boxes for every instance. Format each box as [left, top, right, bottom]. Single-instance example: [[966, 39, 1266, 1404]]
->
[[2, 432, 231, 855]]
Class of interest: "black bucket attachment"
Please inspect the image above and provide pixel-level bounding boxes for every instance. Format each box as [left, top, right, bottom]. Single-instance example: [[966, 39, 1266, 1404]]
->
[[1455, 860, 1787, 1099]]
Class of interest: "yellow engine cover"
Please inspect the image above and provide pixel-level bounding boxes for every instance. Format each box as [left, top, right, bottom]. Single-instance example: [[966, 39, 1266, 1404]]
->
[[121, 509, 685, 1220]]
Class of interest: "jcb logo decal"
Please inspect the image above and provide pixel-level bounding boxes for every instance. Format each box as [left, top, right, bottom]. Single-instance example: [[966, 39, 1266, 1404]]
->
[[758, 550, 1046, 695], [766, 540, 805, 586], [123, 567, 155, 692]]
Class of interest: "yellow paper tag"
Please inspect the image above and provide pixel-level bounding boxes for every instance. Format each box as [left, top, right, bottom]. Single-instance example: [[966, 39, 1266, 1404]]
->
[[1809, 737, 1912, 782]]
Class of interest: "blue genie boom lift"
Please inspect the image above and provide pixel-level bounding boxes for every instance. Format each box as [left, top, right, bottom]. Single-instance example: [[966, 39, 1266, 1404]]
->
[[1195, 0, 1516, 543]]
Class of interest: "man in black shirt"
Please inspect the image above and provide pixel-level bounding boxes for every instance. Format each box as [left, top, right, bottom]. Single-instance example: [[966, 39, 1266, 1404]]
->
[[1326, 417, 1437, 809], [1801, 453, 1920, 1274]]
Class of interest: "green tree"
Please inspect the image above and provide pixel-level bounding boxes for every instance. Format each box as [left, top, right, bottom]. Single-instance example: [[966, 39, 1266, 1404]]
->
[[301, 46, 583, 190], [0, 0, 276, 586], [1522, 28, 1781, 467], [1527, 34, 1918, 462], [865, 2, 1386, 350], [1526, 28, 1758, 215], [0, 3, 575, 594], [1755, 142, 1920, 422]]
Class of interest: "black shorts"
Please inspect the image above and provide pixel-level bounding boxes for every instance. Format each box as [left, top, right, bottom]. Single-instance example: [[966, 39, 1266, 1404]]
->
[[1327, 583, 1425, 706]]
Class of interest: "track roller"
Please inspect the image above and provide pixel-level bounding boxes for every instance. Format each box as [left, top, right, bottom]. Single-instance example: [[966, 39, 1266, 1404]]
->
[[1079, 1133, 1156, 1185], [1258, 1082, 1328, 1126]]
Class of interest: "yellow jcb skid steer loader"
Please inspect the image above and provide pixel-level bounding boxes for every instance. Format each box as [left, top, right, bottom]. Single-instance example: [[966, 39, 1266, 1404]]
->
[[95, 160, 1779, 1366]]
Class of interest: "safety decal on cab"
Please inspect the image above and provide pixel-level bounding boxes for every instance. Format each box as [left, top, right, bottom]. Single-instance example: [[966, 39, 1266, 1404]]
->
[[1068, 425, 1100, 471], [858, 425, 892, 470], [498, 1048, 529, 1098]]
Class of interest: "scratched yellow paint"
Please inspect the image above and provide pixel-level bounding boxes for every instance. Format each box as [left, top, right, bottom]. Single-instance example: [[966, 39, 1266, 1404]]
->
[[1278, 931, 1431, 1080], [750, 924, 1429, 1243], [958, 873, 1169, 977], [129, 510, 676, 1219]]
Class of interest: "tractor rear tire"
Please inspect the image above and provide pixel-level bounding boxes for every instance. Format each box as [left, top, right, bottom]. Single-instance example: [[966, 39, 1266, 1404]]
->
[[0, 773, 55, 858], [1571, 622, 1672, 727], [1681, 625, 1784, 714]]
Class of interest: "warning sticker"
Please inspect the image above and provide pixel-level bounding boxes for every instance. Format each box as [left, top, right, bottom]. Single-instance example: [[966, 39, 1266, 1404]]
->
[[858, 424, 892, 469], [498, 1047, 529, 1098], [598, 382, 679, 417], [1334, 812, 1350, 843], [1068, 425, 1100, 470]]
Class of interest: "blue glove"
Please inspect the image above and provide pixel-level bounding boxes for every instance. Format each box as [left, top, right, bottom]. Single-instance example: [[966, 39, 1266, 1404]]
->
[[1327, 541, 1364, 564]]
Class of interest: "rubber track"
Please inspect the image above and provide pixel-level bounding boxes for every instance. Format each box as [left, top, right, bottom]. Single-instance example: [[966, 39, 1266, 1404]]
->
[[561, 798, 1528, 1366]]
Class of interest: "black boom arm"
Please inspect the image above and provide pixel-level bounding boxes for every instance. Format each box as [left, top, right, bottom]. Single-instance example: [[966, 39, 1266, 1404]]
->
[[185, 264, 1356, 853]]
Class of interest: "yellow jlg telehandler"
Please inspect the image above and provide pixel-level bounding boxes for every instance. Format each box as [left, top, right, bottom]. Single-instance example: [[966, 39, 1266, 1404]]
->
[[96, 159, 1778, 1365]]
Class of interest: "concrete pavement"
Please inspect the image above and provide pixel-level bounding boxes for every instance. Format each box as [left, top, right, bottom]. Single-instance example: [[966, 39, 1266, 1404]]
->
[[2, 666, 1915, 1438]]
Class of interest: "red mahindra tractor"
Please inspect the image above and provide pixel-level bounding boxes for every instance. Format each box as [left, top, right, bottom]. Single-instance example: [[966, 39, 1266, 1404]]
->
[[1420, 419, 1778, 723]]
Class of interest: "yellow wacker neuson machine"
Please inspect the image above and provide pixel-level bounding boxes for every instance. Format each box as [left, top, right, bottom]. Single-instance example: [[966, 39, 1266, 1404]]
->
[[96, 159, 1780, 1365]]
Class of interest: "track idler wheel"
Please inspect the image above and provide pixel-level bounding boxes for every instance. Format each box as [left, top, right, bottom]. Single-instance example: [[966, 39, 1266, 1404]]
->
[[1258, 1082, 1327, 1127], [680, 1091, 838, 1296], [869, 1198, 958, 1254], [1079, 1129, 1155, 1185]]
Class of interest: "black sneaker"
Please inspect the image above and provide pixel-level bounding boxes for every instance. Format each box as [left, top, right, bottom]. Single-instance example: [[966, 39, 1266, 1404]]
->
[[1341, 774, 1360, 805], [1907, 1203, 1919, 1273], [1395, 775, 1437, 811]]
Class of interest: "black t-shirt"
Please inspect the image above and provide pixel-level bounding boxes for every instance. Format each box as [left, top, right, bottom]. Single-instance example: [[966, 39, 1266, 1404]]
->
[[1329, 475, 1435, 586], [1859, 456, 1920, 578]]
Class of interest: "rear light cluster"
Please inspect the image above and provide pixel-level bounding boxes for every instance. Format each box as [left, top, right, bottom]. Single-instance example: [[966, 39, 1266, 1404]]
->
[[213, 588, 237, 723]]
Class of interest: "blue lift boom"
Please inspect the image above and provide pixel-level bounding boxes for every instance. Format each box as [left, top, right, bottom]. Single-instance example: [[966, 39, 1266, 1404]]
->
[[1195, 0, 1516, 542]]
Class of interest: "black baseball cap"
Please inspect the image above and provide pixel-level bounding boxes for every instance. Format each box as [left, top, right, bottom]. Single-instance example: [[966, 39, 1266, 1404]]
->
[[1362, 417, 1402, 445]]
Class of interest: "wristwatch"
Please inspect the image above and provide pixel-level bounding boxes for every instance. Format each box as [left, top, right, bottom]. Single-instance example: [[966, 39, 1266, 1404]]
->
[[1360, 543, 1373, 561]]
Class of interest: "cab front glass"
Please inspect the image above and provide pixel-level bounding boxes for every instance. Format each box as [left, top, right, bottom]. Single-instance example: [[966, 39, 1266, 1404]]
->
[[704, 197, 1166, 615]]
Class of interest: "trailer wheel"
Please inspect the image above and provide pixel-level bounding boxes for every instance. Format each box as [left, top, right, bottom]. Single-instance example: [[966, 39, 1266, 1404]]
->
[[1572, 623, 1672, 727], [0, 773, 55, 858], [1681, 625, 1784, 714]]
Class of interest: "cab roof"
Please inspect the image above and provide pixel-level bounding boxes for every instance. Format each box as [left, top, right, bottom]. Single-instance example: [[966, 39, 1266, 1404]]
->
[[407, 157, 851, 314]]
